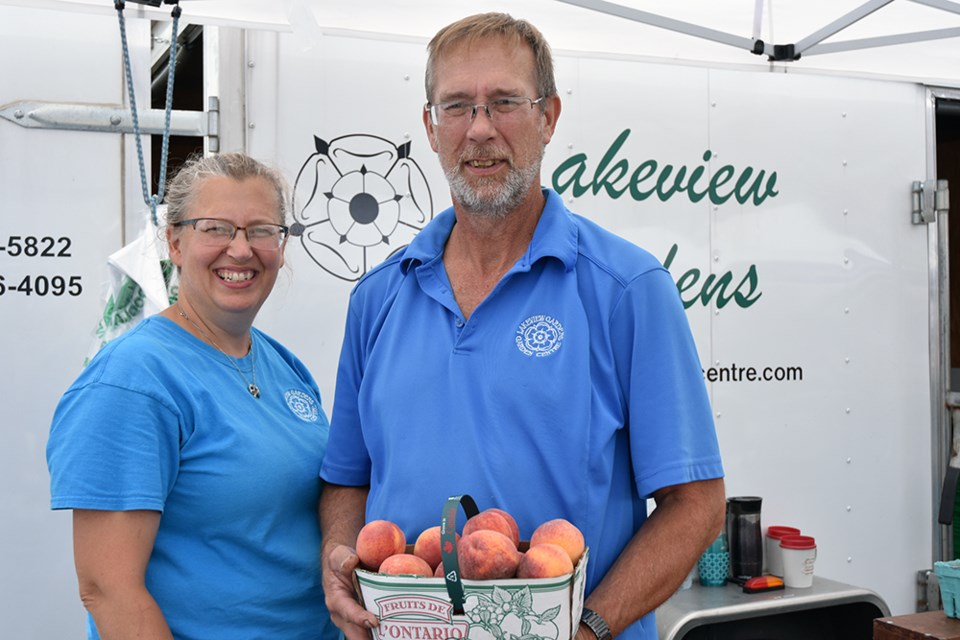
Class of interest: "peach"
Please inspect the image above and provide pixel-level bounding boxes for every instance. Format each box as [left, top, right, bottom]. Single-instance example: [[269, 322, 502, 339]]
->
[[530, 518, 585, 565], [434, 561, 446, 578], [356, 519, 406, 571], [487, 508, 521, 548], [413, 525, 460, 571], [379, 553, 433, 577], [463, 510, 518, 548], [517, 543, 575, 579], [458, 530, 521, 580]]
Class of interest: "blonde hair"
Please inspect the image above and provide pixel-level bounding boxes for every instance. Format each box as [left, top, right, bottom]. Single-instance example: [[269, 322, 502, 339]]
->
[[164, 152, 289, 226], [425, 12, 557, 105]]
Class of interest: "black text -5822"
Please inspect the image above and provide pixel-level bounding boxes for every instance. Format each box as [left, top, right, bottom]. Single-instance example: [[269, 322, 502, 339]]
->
[[1, 236, 73, 258]]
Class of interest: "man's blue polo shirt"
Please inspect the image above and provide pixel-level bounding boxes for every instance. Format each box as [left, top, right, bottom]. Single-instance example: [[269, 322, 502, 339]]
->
[[321, 188, 723, 640]]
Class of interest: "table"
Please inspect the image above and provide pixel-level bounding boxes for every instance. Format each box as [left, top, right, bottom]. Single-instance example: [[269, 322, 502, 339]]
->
[[656, 576, 890, 640], [873, 610, 960, 639]]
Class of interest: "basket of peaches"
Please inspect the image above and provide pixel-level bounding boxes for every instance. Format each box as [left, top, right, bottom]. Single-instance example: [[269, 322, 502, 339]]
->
[[351, 495, 589, 640]]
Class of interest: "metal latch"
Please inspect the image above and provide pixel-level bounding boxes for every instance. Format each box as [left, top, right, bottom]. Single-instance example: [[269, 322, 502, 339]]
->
[[0, 96, 220, 152], [912, 179, 949, 225]]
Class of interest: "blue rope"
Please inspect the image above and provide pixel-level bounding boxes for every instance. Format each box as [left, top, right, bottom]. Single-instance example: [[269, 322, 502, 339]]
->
[[115, 1, 181, 226]]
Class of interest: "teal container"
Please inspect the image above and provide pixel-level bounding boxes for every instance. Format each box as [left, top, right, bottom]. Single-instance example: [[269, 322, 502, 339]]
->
[[698, 533, 729, 587], [935, 560, 960, 617]]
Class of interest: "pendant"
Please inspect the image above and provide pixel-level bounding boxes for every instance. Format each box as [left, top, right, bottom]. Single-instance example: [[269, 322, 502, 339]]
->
[[249, 384, 261, 398]]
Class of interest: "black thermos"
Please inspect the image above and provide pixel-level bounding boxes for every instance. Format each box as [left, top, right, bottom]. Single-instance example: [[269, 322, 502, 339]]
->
[[726, 496, 762, 579]]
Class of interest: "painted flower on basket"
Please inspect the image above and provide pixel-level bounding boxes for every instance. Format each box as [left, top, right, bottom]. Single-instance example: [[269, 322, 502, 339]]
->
[[291, 134, 434, 281], [464, 587, 561, 640]]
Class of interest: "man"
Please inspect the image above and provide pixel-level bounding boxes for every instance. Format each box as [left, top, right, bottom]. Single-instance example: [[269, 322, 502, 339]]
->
[[319, 12, 725, 640]]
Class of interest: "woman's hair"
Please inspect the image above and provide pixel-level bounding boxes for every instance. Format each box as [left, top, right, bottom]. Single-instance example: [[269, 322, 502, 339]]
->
[[425, 12, 557, 105], [164, 152, 290, 225]]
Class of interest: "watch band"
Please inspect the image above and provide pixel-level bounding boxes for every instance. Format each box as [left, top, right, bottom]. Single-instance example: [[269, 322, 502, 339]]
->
[[580, 607, 613, 640]]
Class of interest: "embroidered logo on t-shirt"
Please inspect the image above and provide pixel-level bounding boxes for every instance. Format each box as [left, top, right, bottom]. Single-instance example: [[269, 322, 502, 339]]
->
[[515, 315, 564, 357], [284, 389, 320, 422]]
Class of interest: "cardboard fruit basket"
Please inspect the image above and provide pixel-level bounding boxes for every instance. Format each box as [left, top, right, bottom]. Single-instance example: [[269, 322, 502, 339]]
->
[[354, 495, 589, 640]]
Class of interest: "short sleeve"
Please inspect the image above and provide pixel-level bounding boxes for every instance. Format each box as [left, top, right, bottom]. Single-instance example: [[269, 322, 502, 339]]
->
[[611, 267, 724, 498], [320, 298, 373, 486], [47, 381, 181, 511]]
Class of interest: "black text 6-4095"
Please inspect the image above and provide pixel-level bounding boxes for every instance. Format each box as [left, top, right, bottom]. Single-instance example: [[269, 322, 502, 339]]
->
[[0, 275, 83, 297]]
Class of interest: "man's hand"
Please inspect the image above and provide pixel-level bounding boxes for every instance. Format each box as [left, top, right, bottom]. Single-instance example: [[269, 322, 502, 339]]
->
[[575, 622, 596, 640], [322, 543, 379, 640], [319, 484, 375, 640]]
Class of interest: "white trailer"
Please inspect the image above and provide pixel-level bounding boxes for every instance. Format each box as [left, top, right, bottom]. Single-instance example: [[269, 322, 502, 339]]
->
[[2, 1, 959, 637]]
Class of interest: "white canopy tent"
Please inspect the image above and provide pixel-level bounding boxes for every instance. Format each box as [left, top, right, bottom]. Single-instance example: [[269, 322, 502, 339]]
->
[[9, 0, 960, 86], [2, 1, 959, 636]]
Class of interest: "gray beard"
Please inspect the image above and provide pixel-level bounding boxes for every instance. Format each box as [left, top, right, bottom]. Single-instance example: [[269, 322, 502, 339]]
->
[[444, 150, 543, 219]]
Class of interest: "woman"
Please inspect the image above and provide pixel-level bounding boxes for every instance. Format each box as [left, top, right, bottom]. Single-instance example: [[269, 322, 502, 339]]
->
[[47, 153, 338, 640]]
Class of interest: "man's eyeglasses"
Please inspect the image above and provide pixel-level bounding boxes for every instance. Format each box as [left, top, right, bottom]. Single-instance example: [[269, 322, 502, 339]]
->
[[425, 96, 544, 127], [173, 218, 289, 250]]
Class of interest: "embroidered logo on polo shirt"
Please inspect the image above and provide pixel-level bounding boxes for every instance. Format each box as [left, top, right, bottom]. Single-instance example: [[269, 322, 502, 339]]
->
[[516, 315, 564, 357], [284, 389, 320, 422]]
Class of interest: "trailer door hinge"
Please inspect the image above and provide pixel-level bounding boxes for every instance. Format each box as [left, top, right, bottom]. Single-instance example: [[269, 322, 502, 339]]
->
[[912, 179, 949, 225], [918, 568, 941, 612]]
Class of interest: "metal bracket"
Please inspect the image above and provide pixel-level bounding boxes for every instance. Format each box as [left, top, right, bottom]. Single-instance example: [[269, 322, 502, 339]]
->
[[918, 568, 940, 612], [912, 179, 950, 225], [0, 96, 220, 153]]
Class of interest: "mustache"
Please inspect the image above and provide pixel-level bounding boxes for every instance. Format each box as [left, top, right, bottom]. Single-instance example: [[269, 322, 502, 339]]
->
[[459, 145, 508, 163]]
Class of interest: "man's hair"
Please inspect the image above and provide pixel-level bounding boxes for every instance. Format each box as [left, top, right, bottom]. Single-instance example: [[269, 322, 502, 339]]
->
[[425, 12, 557, 105], [164, 152, 289, 226]]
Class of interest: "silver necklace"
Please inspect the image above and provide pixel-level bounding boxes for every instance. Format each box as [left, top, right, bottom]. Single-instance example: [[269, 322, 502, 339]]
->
[[176, 304, 261, 398]]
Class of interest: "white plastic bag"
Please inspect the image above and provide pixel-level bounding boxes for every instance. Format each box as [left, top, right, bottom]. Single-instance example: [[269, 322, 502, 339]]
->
[[86, 214, 178, 365]]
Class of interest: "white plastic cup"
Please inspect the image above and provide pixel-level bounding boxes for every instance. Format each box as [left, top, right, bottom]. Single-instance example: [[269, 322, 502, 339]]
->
[[780, 535, 817, 588], [765, 526, 800, 577]]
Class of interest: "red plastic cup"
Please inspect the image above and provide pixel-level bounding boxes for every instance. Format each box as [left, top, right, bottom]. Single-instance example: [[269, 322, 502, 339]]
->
[[765, 526, 801, 577], [779, 535, 817, 588]]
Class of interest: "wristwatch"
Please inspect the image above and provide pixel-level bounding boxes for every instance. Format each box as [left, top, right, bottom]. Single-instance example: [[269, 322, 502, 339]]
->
[[580, 607, 613, 640]]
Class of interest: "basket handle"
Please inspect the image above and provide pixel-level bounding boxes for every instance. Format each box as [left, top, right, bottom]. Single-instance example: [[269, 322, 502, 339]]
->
[[439, 494, 480, 614]]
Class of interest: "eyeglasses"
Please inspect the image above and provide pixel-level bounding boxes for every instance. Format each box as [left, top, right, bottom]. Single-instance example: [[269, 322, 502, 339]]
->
[[425, 96, 545, 127], [173, 218, 289, 250]]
